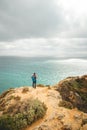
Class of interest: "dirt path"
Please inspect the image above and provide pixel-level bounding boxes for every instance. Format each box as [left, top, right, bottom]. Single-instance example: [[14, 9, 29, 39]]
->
[[22, 87, 62, 130], [22, 87, 87, 130]]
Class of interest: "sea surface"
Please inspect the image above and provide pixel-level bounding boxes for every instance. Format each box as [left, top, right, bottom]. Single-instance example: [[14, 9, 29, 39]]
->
[[0, 56, 87, 93]]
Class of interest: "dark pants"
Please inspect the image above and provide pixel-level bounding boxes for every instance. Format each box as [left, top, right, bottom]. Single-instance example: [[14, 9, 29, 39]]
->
[[32, 81, 36, 88]]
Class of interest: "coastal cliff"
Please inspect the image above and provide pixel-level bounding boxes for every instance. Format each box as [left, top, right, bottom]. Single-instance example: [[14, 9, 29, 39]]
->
[[0, 75, 87, 130]]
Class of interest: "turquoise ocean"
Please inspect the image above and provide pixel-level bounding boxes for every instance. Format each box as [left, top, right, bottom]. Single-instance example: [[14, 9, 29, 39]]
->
[[0, 56, 87, 93]]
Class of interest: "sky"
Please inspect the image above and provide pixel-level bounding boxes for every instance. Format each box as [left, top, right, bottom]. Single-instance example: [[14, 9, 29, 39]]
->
[[0, 0, 87, 58]]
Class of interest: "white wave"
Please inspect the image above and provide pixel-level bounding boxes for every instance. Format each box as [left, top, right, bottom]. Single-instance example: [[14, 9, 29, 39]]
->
[[44, 58, 87, 66], [60, 58, 87, 63]]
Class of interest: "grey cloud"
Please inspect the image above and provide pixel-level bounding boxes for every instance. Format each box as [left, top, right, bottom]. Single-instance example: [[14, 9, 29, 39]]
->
[[0, 0, 87, 58], [0, 0, 65, 41], [0, 38, 87, 58], [0, 0, 87, 41]]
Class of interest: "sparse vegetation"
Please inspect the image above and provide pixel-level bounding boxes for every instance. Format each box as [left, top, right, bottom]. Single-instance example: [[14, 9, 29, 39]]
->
[[0, 95, 21, 112], [22, 87, 29, 93], [37, 84, 45, 87], [59, 100, 73, 109], [0, 99, 47, 130], [81, 118, 87, 126], [57, 75, 87, 113], [0, 89, 15, 99], [13, 96, 21, 100], [47, 86, 51, 89], [7, 95, 15, 100]]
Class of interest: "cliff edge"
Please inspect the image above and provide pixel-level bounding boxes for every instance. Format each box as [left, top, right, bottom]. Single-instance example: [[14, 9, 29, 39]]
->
[[0, 75, 87, 130]]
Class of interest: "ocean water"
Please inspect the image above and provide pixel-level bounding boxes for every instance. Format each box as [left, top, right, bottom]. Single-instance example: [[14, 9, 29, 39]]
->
[[0, 56, 87, 93]]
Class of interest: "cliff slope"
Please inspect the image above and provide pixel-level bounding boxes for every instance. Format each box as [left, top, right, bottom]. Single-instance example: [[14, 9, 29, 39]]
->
[[0, 75, 87, 130]]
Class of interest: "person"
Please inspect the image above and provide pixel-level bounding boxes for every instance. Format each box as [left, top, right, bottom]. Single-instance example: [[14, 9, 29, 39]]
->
[[31, 73, 37, 88]]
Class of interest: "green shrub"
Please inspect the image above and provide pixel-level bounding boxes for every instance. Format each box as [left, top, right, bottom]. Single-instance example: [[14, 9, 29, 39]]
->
[[0, 99, 47, 130], [0, 114, 27, 130]]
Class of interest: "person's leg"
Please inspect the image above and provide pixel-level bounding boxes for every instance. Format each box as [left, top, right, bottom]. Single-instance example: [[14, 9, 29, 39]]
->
[[35, 82, 36, 88], [32, 82, 34, 88], [34, 81, 36, 88], [34, 82, 36, 88]]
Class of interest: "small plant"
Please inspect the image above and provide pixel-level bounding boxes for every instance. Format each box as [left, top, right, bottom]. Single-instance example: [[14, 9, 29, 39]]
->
[[48, 86, 51, 89], [37, 84, 45, 87], [7, 95, 15, 101], [81, 118, 87, 126], [22, 87, 29, 93], [59, 100, 73, 109], [14, 96, 21, 100]]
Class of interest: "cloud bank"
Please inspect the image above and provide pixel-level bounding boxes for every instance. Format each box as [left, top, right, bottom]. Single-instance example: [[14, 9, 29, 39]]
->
[[0, 0, 87, 58]]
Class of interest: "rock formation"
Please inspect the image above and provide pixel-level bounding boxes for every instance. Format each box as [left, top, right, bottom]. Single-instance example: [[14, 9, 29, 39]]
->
[[56, 75, 87, 113]]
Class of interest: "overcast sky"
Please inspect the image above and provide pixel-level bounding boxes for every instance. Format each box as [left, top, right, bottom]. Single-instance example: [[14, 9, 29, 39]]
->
[[0, 0, 87, 58]]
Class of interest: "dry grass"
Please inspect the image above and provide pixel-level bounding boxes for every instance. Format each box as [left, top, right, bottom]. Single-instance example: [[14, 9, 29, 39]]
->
[[22, 87, 29, 93], [59, 100, 73, 109]]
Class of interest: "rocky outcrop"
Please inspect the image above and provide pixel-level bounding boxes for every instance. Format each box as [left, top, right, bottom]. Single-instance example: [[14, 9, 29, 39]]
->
[[56, 75, 87, 113], [0, 75, 87, 130]]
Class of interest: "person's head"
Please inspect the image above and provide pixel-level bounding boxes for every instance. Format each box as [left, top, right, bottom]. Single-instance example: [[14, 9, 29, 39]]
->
[[33, 72, 36, 75]]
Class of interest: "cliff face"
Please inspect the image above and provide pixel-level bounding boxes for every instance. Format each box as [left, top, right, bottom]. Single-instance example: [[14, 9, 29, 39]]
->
[[0, 75, 87, 130], [56, 75, 87, 113]]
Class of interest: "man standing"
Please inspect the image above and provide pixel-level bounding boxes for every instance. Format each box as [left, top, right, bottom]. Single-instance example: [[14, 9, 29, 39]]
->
[[31, 73, 37, 88]]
